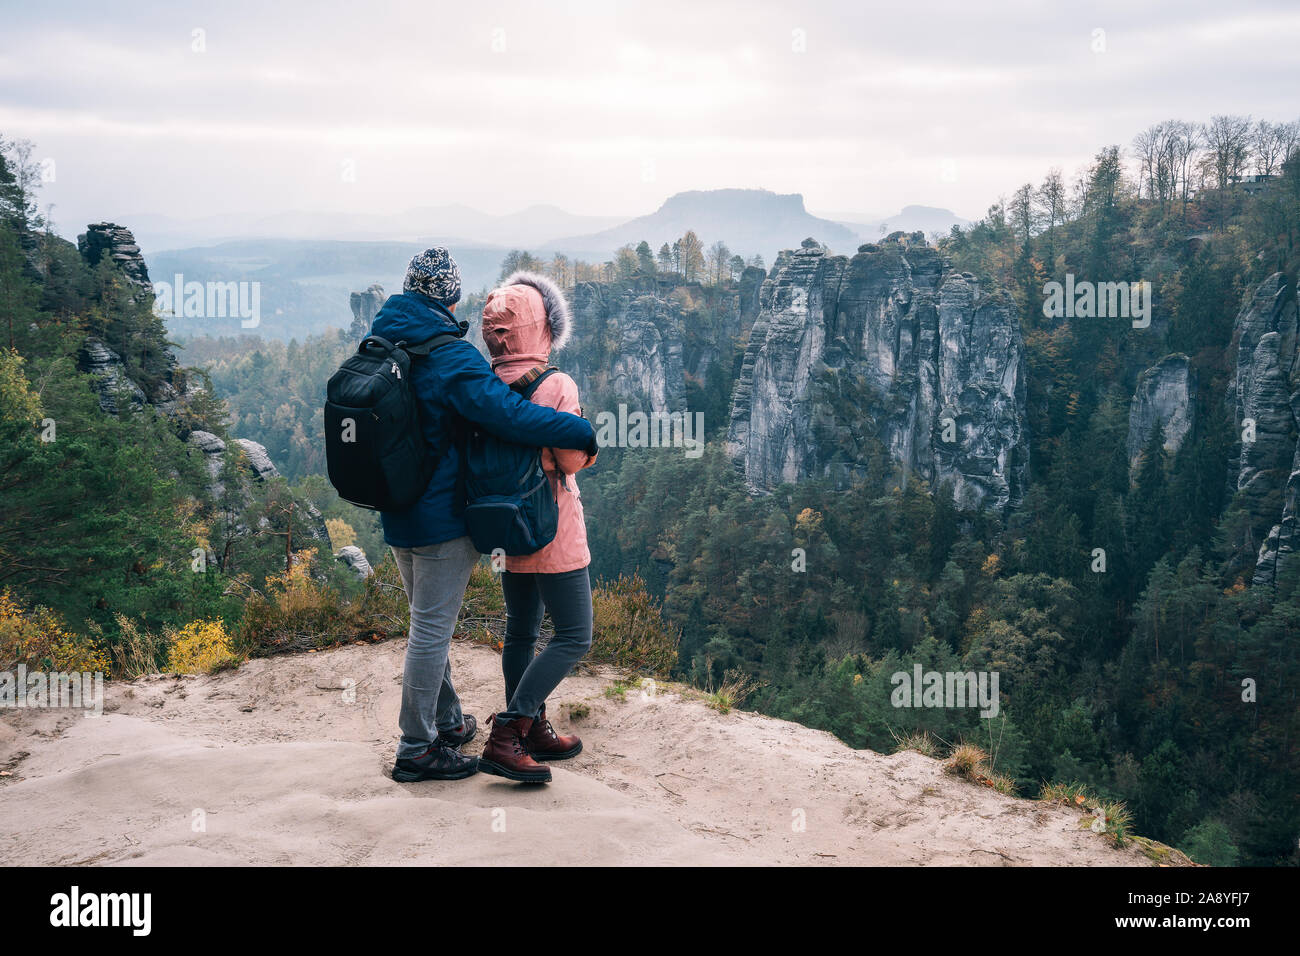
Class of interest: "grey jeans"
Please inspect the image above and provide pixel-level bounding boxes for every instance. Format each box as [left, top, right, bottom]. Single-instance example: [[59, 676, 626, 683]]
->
[[391, 536, 479, 758], [499, 567, 593, 721]]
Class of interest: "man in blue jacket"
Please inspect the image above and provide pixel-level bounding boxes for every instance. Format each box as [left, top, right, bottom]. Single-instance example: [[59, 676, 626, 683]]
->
[[374, 247, 598, 783]]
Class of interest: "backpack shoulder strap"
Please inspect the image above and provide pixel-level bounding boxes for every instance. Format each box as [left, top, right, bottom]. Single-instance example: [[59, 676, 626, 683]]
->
[[511, 366, 560, 401], [405, 332, 464, 357]]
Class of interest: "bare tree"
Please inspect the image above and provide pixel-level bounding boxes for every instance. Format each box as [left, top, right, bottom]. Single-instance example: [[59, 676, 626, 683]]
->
[[706, 240, 731, 285], [1008, 183, 1038, 246], [1203, 114, 1254, 188], [1133, 125, 1160, 200], [1035, 167, 1067, 262], [1253, 121, 1280, 176], [1168, 120, 1201, 204], [0, 136, 46, 229], [548, 252, 571, 287], [1278, 120, 1300, 167]]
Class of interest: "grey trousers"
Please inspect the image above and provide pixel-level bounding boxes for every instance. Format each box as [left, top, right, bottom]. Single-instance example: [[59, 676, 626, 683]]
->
[[391, 536, 479, 758], [499, 567, 593, 721]]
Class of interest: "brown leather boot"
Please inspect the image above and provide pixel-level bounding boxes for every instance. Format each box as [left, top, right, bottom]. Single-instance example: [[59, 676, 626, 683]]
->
[[525, 704, 583, 761], [478, 714, 552, 783]]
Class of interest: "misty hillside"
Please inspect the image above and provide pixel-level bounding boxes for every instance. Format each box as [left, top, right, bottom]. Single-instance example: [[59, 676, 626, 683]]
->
[[834, 204, 972, 241], [545, 188, 861, 262], [145, 189, 939, 340], [150, 239, 506, 341], [120, 204, 627, 255]]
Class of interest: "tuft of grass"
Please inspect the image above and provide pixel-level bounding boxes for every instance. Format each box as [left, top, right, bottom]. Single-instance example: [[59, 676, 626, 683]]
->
[[456, 561, 510, 646], [891, 729, 939, 758], [987, 772, 1019, 795], [943, 743, 1019, 795], [1040, 780, 1096, 805], [945, 743, 989, 780], [1041, 781, 1134, 847], [705, 668, 760, 714], [101, 614, 170, 679], [1097, 800, 1134, 847], [566, 702, 591, 721]]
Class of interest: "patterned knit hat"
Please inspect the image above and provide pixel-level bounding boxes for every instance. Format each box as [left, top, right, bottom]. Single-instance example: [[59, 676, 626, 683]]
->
[[403, 246, 462, 306]]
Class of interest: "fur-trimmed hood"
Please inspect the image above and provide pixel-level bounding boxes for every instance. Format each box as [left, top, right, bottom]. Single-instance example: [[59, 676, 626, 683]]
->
[[481, 270, 572, 368]]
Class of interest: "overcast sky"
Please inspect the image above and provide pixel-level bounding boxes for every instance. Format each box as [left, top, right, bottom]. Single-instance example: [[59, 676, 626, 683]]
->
[[3, 0, 1298, 241]]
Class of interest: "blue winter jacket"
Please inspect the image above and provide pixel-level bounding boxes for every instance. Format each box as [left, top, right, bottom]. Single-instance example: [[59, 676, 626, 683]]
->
[[369, 291, 595, 548]]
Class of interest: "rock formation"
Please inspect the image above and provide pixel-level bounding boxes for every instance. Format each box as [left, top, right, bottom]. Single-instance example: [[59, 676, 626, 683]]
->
[[555, 272, 762, 417], [1126, 354, 1195, 480], [76, 224, 333, 562], [185, 430, 330, 548], [75, 223, 208, 421], [77, 222, 152, 293], [727, 235, 1028, 511], [78, 337, 147, 415], [1226, 273, 1300, 586], [336, 545, 374, 579], [349, 283, 385, 339]]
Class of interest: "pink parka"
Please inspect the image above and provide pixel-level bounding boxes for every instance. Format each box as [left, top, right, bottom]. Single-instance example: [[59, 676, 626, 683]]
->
[[481, 271, 596, 574]]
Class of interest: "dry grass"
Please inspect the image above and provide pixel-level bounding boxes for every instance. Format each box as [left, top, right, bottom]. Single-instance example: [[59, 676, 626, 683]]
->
[[891, 729, 939, 758], [706, 668, 762, 714], [944, 743, 1018, 795], [1039, 781, 1135, 847]]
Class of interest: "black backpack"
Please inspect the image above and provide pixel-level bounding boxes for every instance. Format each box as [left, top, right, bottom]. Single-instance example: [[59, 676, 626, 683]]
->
[[324, 333, 461, 511], [462, 366, 561, 556]]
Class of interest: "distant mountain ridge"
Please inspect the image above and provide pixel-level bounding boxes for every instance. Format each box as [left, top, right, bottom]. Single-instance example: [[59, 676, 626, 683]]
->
[[119, 204, 626, 255], [136, 190, 973, 340], [831, 204, 971, 241], [120, 191, 970, 262], [544, 188, 860, 263]]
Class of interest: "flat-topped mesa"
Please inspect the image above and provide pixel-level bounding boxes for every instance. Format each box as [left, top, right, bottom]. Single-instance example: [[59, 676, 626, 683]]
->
[[726, 235, 1028, 512]]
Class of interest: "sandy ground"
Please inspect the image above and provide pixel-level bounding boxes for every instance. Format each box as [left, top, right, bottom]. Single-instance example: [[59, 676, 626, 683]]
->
[[0, 638, 1154, 866]]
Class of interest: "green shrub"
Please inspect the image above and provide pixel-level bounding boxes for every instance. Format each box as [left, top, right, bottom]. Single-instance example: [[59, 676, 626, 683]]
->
[[591, 574, 679, 676]]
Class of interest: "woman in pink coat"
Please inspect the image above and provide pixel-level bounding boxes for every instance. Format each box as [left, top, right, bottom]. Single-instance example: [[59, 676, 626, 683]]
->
[[476, 271, 598, 784]]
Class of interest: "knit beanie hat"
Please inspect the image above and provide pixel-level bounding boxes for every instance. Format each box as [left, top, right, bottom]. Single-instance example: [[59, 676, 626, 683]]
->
[[403, 246, 462, 306]]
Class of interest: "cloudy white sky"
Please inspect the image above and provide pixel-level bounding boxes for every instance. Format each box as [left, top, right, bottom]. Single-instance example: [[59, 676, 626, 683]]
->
[[3, 0, 1298, 242]]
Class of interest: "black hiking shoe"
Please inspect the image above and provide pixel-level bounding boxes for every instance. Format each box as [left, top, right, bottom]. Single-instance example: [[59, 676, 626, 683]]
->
[[391, 741, 479, 782], [437, 714, 477, 748]]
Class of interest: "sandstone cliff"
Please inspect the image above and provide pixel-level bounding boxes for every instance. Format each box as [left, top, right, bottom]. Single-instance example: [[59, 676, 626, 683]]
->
[[1227, 273, 1300, 586], [349, 283, 386, 340], [727, 235, 1028, 511], [1126, 354, 1196, 481], [521, 270, 762, 418], [75, 223, 333, 561]]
